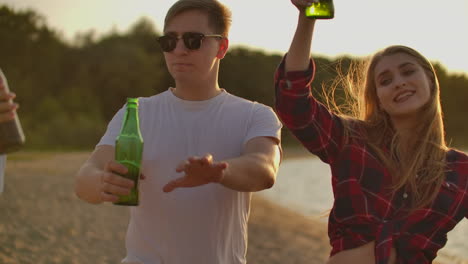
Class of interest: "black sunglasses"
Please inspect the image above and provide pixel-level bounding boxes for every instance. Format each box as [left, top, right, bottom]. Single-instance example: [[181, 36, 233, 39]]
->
[[157, 32, 224, 52]]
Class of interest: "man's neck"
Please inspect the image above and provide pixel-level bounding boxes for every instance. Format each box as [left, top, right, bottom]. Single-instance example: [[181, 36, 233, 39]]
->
[[172, 80, 222, 101]]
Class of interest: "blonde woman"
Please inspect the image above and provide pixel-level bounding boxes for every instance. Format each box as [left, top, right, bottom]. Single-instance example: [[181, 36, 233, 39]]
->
[[274, 0, 468, 263]]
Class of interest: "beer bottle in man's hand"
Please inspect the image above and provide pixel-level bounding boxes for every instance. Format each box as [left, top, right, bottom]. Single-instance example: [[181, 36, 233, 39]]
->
[[0, 69, 25, 154], [114, 98, 144, 206], [305, 0, 335, 19]]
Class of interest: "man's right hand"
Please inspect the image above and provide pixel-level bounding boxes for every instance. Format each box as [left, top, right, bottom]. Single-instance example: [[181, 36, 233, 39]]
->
[[75, 145, 147, 204], [99, 161, 134, 203]]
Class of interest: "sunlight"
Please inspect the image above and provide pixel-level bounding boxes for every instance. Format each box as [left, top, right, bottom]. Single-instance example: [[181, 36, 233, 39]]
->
[[1, 0, 467, 74]]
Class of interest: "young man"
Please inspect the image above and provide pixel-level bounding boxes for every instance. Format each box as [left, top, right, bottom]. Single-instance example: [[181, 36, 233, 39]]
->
[[74, 0, 282, 263]]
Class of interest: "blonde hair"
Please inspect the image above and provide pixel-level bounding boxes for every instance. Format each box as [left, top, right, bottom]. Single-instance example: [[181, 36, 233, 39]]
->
[[327, 45, 447, 211], [164, 0, 232, 37]]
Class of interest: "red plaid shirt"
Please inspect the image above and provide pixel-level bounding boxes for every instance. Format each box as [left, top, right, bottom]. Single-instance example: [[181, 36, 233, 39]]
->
[[274, 56, 468, 264]]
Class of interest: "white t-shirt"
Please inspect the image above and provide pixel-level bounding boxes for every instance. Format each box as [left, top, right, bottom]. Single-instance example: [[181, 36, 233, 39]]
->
[[98, 89, 282, 264], [0, 155, 5, 193]]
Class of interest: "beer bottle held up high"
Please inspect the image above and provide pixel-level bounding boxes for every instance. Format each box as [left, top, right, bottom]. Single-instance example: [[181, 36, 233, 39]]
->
[[0, 69, 25, 154], [305, 0, 335, 19], [114, 98, 144, 206]]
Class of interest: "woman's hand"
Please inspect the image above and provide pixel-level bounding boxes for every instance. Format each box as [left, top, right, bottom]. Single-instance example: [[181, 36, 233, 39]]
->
[[291, 0, 319, 11], [0, 73, 18, 123]]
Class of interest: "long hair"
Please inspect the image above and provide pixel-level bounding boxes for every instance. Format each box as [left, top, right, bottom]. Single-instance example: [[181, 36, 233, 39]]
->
[[164, 0, 232, 37], [328, 45, 447, 211]]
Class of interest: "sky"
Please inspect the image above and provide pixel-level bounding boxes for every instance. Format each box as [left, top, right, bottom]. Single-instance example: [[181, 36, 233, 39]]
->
[[2, 0, 468, 75]]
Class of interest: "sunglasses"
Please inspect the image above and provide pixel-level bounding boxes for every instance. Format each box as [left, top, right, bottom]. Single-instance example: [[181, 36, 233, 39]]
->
[[157, 32, 224, 52]]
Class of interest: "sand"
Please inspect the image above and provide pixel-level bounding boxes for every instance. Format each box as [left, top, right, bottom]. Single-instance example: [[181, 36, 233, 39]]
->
[[0, 151, 464, 264]]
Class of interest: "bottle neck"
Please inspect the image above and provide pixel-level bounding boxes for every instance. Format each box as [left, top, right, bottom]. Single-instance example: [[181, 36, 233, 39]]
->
[[120, 106, 140, 134]]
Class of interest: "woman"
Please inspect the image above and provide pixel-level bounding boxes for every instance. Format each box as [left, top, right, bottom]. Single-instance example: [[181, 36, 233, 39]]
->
[[274, 1, 468, 263], [0, 69, 19, 193]]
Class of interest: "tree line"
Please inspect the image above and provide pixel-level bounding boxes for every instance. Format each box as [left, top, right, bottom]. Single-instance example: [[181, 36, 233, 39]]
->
[[0, 5, 467, 150]]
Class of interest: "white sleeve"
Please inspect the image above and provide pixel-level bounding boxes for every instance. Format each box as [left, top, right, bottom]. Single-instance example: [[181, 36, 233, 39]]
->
[[244, 103, 282, 145], [96, 105, 126, 147], [0, 154, 6, 193]]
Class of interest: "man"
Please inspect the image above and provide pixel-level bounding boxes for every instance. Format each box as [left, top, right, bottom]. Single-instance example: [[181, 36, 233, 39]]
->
[[74, 0, 282, 263], [0, 69, 20, 193]]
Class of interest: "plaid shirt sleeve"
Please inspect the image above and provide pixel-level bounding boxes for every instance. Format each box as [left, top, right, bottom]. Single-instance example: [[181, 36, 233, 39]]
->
[[274, 55, 346, 164]]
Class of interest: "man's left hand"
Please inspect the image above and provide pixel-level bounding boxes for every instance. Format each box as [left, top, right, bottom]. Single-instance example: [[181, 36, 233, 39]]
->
[[163, 154, 228, 193]]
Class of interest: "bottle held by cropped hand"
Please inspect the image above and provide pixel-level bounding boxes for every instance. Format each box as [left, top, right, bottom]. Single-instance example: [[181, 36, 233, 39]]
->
[[305, 0, 335, 19], [114, 98, 144, 206], [0, 69, 25, 154]]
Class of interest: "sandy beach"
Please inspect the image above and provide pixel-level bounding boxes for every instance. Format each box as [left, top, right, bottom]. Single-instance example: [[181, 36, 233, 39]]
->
[[0, 151, 465, 264], [0, 151, 330, 264]]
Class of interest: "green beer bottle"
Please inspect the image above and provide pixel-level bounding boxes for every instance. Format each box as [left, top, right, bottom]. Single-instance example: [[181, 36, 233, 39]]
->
[[0, 69, 25, 154], [114, 98, 144, 206], [305, 0, 335, 19]]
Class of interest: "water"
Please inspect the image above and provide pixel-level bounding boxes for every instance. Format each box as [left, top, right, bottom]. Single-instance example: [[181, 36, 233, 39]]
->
[[260, 157, 468, 261]]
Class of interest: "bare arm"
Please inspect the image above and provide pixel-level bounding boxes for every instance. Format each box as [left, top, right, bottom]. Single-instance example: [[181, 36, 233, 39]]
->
[[163, 136, 281, 193], [74, 145, 134, 204], [286, 0, 317, 72], [220, 137, 281, 192]]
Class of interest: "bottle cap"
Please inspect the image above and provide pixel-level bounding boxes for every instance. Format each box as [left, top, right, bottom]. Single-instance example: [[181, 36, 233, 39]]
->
[[127, 97, 139, 105]]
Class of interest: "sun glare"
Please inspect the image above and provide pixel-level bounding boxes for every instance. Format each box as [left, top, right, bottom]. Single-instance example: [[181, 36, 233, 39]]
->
[[1, 0, 467, 74]]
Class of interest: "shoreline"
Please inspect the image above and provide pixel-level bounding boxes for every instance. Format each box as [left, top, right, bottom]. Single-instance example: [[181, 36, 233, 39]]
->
[[248, 195, 330, 263], [282, 145, 311, 160]]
